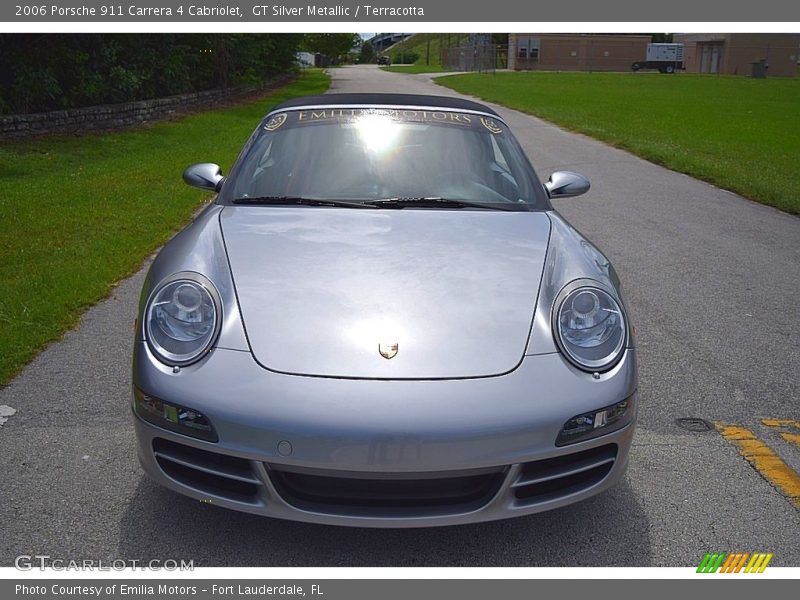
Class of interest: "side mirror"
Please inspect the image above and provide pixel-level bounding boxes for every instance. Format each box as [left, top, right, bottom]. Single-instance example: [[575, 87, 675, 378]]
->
[[545, 171, 591, 198], [183, 163, 224, 192]]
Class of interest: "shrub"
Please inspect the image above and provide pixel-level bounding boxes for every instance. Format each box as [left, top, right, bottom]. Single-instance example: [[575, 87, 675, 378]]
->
[[0, 34, 305, 115], [390, 51, 420, 64]]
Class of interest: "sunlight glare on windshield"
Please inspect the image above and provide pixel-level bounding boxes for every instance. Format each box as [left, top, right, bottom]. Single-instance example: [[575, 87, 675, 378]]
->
[[354, 112, 402, 154]]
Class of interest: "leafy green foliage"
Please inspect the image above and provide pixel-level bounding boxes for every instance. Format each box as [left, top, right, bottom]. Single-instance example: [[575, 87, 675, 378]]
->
[[390, 50, 420, 65], [302, 33, 361, 63], [0, 70, 330, 386], [359, 41, 376, 64], [438, 71, 800, 214], [382, 64, 448, 74], [0, 34, 305, 114]]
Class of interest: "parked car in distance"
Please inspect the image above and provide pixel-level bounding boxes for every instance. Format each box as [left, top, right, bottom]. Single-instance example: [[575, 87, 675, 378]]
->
[[132, 93, 638, 527], [377, 55, 391, 66]]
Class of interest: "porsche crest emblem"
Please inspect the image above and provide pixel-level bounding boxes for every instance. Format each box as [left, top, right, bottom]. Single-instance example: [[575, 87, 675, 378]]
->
[[378, 342, 399, 360]]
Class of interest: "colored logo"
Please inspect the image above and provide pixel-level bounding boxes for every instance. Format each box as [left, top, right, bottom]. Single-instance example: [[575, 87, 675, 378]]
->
[[378, 342, 399, 360], [697, 552, 773, 573]]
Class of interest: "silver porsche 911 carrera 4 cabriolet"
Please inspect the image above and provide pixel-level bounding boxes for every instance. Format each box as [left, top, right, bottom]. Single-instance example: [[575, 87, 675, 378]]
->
[[132, 93, 637, 527]]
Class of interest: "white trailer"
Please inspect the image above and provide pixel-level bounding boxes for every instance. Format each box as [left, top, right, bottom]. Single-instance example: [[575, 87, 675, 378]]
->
[[295, 52, 315, 68], [632, 43, 685, 73]]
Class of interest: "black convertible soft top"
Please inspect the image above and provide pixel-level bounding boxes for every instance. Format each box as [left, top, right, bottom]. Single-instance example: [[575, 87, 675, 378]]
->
[[271, 93, 500, 117]]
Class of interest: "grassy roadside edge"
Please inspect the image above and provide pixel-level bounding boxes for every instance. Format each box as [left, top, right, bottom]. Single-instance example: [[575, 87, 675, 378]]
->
[[433, 73, 799, 216], [0, 70, 330, 388], [381, 64, 448, 74]]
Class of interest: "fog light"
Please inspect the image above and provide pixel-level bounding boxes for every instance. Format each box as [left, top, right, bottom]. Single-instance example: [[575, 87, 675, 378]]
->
[[133, 387, 217, 442], [556, 398, 630, 446]]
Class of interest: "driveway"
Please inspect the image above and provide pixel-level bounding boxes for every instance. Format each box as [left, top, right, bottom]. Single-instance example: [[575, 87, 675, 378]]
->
[[1, 65, 798, 567]]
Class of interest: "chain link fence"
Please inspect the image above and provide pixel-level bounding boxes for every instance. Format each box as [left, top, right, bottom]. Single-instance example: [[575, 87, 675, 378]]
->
[[441, 44, 498, 73]]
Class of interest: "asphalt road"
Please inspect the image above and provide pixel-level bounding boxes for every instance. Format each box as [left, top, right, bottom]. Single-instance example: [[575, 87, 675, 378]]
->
[[1, 65, 798, 567]]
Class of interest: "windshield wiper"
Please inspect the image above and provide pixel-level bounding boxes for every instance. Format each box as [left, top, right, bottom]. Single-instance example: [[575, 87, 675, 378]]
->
[[232, 196, 522, 211], [364, 197, 520, 211], [232, 196, 376, 209]]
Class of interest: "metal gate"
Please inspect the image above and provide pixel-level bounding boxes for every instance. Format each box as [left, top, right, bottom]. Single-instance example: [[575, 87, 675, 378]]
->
[[441, 44, 497, 73]]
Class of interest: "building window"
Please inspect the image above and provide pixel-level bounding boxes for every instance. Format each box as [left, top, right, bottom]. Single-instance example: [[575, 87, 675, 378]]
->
[[518, 38, 540, 62]]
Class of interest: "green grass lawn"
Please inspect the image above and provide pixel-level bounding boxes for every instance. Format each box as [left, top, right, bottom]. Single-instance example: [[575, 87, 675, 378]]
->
[[382, 64, 448, 74], [0, 69, 329, 386], [437, 71, 800, 214]]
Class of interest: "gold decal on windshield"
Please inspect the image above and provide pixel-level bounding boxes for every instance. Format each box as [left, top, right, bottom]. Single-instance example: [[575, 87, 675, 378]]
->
[[264, 113, 287, 131], [480, 117, 503, 134], [291, 109, 476, 127]]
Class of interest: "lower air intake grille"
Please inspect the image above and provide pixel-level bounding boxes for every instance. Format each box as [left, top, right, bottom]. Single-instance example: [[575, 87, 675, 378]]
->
[[152, 438, 262, 504], [268, 465, 507, 516], [512, 444, 617, 504]]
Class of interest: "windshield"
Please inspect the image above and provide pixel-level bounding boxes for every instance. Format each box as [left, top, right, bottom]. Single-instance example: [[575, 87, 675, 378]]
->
[[221, 107, 547, 210]]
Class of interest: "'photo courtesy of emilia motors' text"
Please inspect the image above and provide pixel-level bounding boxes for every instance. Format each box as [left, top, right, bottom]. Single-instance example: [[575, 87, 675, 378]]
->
[[0, 16, 799, 583]]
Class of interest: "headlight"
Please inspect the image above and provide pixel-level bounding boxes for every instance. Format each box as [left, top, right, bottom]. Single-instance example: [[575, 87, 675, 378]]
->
[[554, 285, 626, 371], [145, 274, 220, 366]]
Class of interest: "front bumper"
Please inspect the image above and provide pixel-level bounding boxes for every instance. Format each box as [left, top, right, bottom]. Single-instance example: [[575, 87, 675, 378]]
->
[[133, 343, 637, 527]]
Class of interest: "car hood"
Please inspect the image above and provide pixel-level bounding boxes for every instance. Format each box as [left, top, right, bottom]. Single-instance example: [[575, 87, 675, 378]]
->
[[220, 207, 550, 379]]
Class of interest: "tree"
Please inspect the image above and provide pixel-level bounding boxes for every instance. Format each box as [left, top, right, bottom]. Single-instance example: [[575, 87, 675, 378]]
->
[[359, 41, 375, 63], [303, 33, 361, 63], [651, 33, 674, 43], [0, 34, 305, 115]]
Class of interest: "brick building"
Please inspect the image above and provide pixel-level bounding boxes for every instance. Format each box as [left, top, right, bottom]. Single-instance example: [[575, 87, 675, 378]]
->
[[508, 34, 651, 72], [673, 33, 800, 77]]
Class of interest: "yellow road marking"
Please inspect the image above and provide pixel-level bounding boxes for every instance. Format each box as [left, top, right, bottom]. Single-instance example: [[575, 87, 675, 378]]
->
[[761, 419, 800, 430], [780, 432, 800, 448], [714, 423, 800, 508]]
